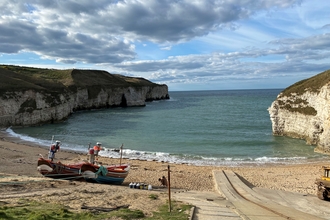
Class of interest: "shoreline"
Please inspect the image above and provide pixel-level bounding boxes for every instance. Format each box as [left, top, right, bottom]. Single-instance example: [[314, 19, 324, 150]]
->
[[0, 128, 328, 195], [2, 127, 328, 168]]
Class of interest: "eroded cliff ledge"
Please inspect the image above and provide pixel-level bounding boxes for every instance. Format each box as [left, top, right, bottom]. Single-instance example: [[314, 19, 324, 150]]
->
[[268, 70, 330, 155], [0, 65, 169, 127]]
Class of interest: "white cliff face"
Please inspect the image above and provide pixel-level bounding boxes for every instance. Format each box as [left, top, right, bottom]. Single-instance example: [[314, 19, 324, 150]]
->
[[0, 85, 169, 127], [268, 83, 330, 155]]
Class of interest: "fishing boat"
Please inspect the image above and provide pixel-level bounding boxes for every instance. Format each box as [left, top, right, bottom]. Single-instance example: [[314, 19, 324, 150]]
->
[[37, 157, 130, 185]]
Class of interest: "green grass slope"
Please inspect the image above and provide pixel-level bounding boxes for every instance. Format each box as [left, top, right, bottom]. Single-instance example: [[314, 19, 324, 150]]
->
[[0, 65, 162, 97], [280, 69, 330, 97]]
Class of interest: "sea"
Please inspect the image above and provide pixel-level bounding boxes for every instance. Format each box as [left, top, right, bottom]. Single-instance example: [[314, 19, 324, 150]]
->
[[6, 89, 330, 166]]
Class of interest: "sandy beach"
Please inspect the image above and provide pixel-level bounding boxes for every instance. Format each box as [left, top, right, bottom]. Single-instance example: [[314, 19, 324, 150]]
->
[[0, 130, 328, 217]]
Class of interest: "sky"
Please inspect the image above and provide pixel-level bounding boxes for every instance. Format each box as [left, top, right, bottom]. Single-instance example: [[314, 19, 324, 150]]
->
[[1, 0, 330, 91]]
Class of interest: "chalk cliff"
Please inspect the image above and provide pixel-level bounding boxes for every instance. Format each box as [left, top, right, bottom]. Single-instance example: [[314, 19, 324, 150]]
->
[[0, 65, 169, 127], [268, 70, 330, 155]]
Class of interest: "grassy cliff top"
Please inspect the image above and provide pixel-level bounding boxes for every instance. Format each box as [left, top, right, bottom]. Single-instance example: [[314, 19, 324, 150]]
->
[[0, 65, 160, 95], [280, 69, 330, 97]]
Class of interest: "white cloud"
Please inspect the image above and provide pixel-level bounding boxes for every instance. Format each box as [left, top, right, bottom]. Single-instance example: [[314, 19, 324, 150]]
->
[[0, 0, 329, 90]]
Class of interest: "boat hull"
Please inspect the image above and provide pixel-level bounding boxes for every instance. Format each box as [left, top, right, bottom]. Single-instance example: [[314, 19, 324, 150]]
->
[[37, 158, 84, 180], [37, 158, 130, 185], [81, 164, 130, 185]]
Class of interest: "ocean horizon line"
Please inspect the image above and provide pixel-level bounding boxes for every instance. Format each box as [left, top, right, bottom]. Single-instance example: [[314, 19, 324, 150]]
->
[[168, 88, 285, 92]]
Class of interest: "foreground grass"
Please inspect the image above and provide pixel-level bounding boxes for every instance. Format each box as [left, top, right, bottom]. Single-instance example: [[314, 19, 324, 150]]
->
[[148, 201, 192, 220], [0, 199, 191, 220]]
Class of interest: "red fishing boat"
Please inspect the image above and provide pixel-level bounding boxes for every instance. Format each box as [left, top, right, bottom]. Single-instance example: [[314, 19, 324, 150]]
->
[[37, 157, 130, 185]]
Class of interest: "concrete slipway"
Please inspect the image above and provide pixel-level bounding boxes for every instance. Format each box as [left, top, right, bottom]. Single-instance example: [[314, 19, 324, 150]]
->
[[172, 170, 330, 220]]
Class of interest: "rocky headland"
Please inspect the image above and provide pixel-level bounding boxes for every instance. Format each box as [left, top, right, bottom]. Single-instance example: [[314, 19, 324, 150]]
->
[[268, 69, 330, 155], [0, 65, 169, 127]]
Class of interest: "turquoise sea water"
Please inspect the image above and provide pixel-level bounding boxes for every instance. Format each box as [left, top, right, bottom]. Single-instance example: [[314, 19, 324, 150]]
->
[[8, 89, 329, 166]]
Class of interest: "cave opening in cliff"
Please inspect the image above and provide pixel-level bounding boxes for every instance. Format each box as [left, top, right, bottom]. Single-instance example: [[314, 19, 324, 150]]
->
[[120, 94, 127, 107]]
